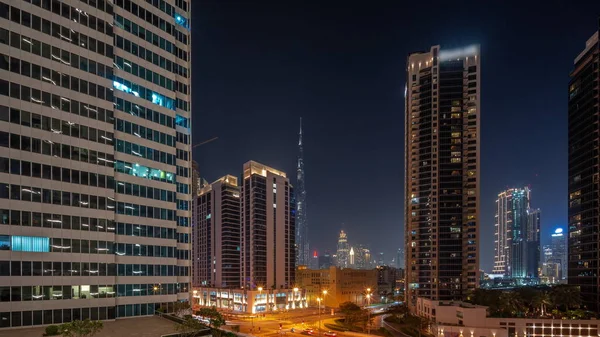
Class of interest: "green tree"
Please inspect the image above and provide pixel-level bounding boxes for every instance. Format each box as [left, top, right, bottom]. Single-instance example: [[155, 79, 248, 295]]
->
[[550, 285, 581, 311], [339, 302, 363, 325], [499, 291, 524, 317], [173, 301, 192, 317], [386, 303, 409, 319], [196, 307, 226, 337], [533, 291, 552, 316], [58, 319, 103, 337], [177, 316, 207, 337]]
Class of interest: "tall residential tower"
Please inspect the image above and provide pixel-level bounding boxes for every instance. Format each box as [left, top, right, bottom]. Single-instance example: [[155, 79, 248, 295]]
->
[[405, 45, 480, 306], [192, 175, 240, 288], [240, 161, 295, 290], [296, 118, 309, 266], [0, 0, 192, 327], [568, 25, 599, 312]]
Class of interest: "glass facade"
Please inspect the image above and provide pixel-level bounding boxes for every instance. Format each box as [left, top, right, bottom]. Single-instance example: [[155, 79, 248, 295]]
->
[[568, 28, 600, 312], [0, 0, 191, 328], [405, 46, 480, 306]]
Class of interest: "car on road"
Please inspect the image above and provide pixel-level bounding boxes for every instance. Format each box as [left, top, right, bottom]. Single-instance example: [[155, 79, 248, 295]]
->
[[324, 332, 337, 337], [303, 329, 314, 335]]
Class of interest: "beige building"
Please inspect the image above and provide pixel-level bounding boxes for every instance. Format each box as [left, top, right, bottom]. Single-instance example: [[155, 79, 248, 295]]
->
[[192, 175, 240, 288], [296, 266, 377, 308], [416, 298, 599, 337], [192, 287, 306, 314], [241, 161, 295, 291], [405, 45, 480, 307], [0, 0, 191, 329]]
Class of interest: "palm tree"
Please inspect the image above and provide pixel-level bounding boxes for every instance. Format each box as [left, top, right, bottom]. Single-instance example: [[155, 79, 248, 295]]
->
[[499, 291, 524, 317], [533, 291, 552, 316], [551, 285, 581, 311]]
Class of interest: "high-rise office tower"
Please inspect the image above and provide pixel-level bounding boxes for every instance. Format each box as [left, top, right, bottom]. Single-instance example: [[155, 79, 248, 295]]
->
[[309, 250, 319, 270], [0, 0, 191, 328], [241, 161, 295, 290], [352, 244, 368, 269], [349, 247, 355, 266], [318, 251, 333, 269], [541, 244, 561, 283], [192, 175, 240, 288], [551, 227, 567, 280], [493, 188, 531, 278], [397, 248, 404, 269], [363, 248, 371, 268], [568, 25, 599, 312], [405, 45, 480, 306], [336, 230, 349, 268], [296, 118, 309, 267], [378, 252, 385, 266], [526, 208, 541, 278]]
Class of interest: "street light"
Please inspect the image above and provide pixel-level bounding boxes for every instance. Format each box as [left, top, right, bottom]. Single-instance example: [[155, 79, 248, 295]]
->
[[321, 290, 328, 315], [366, 289, 372, 335], [258, 287, 264, 315], [317, 297, 322, 336]]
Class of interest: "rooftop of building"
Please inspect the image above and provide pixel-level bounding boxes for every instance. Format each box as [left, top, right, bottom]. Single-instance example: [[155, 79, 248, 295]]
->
[[421, 298, 487, 309], [0, 316, 178, 337], [198, 174, 239, 195], [243, 161, 287, 179]]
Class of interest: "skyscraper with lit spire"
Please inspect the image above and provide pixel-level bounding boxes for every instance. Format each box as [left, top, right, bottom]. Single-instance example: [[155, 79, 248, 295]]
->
[[296, 118, 309, 266]]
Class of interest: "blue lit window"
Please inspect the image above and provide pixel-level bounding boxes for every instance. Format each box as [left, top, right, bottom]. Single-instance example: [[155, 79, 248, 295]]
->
[[114, 81, 140, 97], [176, 114, 189, 129], [0, 235, 9, 250], [115, 161, 175, 184], [11, 236, 50, 252], [114, 78, 176, 111], [174, 13, 189, 29]]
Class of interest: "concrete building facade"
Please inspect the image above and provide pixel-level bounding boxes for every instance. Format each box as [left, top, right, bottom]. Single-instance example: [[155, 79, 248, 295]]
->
[[417, 298, 599, 337], [240, 161, 295, 290], [192, 175, 240, 288], [295, 266, 377, 308], [405, 45, 480, 306], [0, 0, 192, 328]]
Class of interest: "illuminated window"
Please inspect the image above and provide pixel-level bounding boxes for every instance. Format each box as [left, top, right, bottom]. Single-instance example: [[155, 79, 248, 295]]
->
[[176, 114, 189, 129], [451, 158, 462, 163], [0, 235, 9, 250], [114, 78, 176, 110], [174, 13, 189, 29], [451, 132, 461, 138], [11, 236, 50, 252]]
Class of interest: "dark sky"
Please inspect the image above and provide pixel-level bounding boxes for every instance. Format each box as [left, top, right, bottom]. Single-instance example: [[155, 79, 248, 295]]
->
[[191, 0, 600, 272]]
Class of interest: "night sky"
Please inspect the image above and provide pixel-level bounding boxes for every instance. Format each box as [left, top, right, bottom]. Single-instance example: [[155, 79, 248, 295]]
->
[[191, 1, 600, 272]]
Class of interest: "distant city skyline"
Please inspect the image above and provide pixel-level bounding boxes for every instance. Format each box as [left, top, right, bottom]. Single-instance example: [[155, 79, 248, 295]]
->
[[193, 1, 600, 274]]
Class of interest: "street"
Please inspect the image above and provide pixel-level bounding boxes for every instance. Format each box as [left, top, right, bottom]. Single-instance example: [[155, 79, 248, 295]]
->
[[222, 304, 408, 337], [224, 308, 347, 337]]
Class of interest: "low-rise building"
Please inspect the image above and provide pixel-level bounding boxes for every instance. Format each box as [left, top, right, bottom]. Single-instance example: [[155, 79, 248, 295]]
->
[[296, 266, 377, 308], [192, 287, 307, 314], [416, 298, 599, 337]]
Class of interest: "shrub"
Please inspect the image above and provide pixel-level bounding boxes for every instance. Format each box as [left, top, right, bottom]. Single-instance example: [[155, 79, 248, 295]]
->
[[44, 325, 59, 336], [324, 323, 347, 332]]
